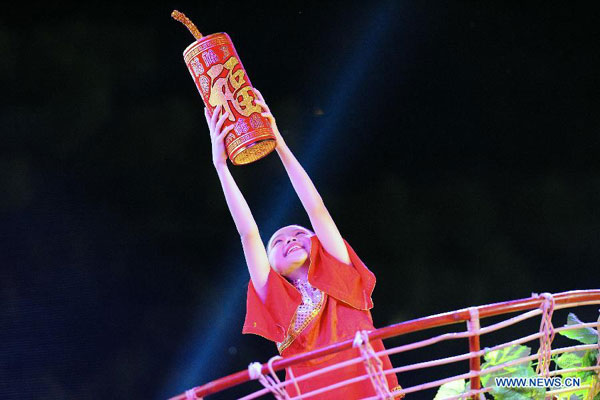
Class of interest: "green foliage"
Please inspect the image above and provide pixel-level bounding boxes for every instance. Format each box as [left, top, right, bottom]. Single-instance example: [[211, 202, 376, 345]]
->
[[558, 313, 599, 345], [480, 345, 545, 400], [481, 345, 531, 371], [433, 379, 468, 400], [553, 313, 599, 400], [433, 313, 600, 400]]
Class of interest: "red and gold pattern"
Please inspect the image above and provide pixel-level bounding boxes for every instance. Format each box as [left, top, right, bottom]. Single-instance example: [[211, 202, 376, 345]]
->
[[182, 33, 276, 165]]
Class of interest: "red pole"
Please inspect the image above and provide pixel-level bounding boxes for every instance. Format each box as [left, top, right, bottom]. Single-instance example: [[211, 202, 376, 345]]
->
[[467, 308, 481, 398]]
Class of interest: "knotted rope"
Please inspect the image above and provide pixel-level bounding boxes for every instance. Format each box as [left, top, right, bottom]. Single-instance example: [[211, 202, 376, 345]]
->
[[353, 330, 395, 399], [248, 355, 299, 399], [535, 292, 555, 377]]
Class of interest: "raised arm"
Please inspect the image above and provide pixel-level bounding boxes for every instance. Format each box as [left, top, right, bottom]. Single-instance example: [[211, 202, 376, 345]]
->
[[205, 105, 270, 301], [254, 90, 351, 265]]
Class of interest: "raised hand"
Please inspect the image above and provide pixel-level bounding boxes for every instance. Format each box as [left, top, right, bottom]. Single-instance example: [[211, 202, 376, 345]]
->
[[252, 91, 350, 265], [204, 105, 234, 167], [253, 89, 284, 145], [203, 107, 270, 299]]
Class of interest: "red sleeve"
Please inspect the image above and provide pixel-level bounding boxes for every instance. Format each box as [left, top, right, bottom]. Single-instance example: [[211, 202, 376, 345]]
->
[[242, 268, 302, 342], [308, 236, 376, 310]]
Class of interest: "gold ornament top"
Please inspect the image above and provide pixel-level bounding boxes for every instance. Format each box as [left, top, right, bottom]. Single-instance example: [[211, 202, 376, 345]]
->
[[171, 10, 203, 40]]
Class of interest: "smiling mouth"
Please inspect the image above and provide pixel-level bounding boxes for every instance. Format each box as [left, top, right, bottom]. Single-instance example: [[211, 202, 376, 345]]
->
[[285, 245, 303, 256]]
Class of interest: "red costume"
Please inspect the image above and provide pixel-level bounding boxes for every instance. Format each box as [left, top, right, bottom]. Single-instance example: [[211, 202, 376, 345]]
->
[[244, 235, 400, 399]]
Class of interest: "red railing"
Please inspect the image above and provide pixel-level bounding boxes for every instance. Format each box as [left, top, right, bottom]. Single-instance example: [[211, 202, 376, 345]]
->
[[171, 289, 600, 399]]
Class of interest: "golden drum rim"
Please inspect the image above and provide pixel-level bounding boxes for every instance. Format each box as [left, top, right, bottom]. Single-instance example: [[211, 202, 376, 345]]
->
[[230, 138, 277, 165]]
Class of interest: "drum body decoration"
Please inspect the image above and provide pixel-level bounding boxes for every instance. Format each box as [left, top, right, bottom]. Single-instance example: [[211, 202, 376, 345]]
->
[[183, 33, 276, 165]]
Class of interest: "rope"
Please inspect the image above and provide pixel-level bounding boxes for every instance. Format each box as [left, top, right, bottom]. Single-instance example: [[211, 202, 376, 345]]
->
[[285, 365, 302, 397], [175, 290, 600, 400], [248, 356, 292, 400], [353, 330, 394, 399], [534, 292, 555, 377]]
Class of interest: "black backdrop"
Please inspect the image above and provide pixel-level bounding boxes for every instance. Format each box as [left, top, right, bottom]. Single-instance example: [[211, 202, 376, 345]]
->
[[2, 2, 599, 399]]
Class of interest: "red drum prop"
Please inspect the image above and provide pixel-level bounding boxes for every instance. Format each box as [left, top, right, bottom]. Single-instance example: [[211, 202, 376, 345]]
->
[[183, 33, 277, 165]]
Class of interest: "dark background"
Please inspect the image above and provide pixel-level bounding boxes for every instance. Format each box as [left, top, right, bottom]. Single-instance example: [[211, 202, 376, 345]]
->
[[2, 2, 599, 399]]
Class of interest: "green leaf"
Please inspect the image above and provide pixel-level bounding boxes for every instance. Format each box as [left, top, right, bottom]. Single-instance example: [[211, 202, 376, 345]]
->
[[483, 344, 531, 365], [433, 379, 468, 400], [556, 351, 587, 370], [557, 366, 597, 399], [486, 374, 546, 400], [583, 350, 598, 366], [479, 345, 547, 399], [558, 313, 598, 344], [556, 394, 584, 400], [555, 386, 590, 399], [480, 345, 533, 387], [554, 327, 600, 400], [490, 385, 545, 400]]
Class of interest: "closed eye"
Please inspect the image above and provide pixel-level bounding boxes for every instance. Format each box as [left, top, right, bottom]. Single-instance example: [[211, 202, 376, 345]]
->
[[295, 231, 306, 236]]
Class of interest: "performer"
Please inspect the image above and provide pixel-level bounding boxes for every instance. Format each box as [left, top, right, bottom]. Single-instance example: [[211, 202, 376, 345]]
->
[[204, 90, 401, 398]]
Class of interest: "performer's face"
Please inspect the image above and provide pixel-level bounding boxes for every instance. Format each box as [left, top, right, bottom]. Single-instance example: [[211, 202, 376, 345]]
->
[[267, 225, 313, 277]]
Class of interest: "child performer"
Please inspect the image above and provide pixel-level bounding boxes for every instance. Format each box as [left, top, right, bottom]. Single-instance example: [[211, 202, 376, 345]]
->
[[204, 90, 401, 399]]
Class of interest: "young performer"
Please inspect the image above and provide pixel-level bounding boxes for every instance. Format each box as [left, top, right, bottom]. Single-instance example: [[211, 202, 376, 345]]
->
[[204, 90, 400, 398]]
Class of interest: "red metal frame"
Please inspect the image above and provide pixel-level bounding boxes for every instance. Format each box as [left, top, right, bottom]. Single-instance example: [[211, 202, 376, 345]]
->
[[170, 289, 600, 399], [467, 309, 481, 398]]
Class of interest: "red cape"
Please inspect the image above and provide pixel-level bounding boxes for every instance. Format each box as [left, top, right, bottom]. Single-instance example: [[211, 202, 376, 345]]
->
[[243, 236, 400, 398]]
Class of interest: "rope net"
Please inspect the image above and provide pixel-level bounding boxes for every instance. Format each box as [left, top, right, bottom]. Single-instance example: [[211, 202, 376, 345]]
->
[[172, 290, 600, 400]]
